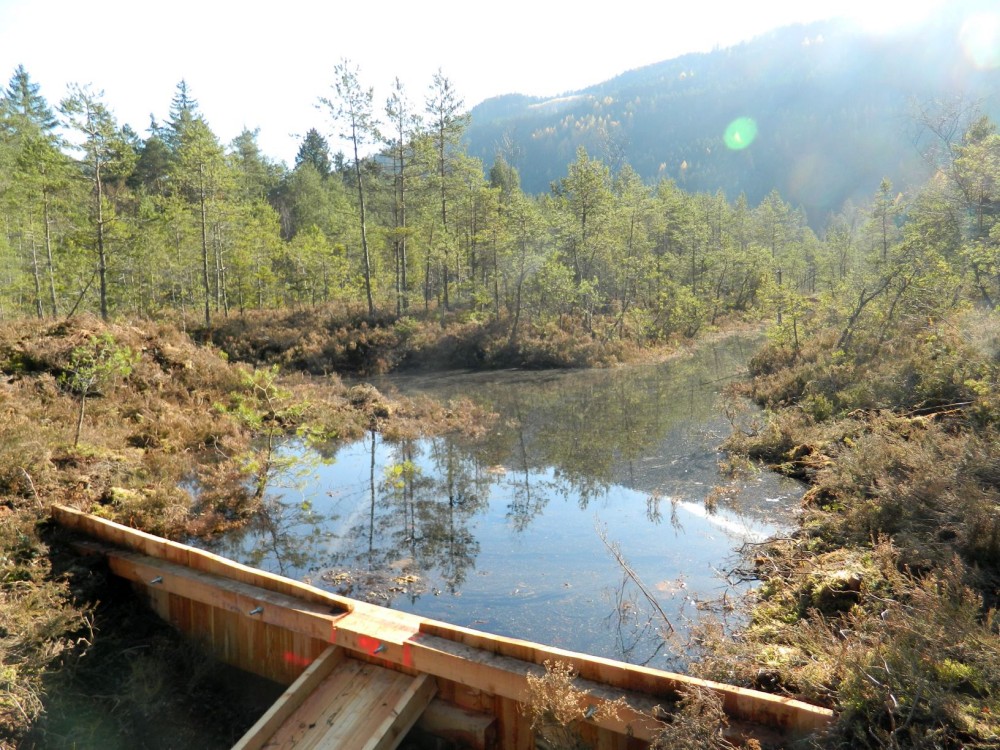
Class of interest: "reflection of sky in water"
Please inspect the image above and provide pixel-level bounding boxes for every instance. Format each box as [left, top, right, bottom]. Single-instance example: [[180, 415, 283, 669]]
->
[[196, 335, 801, 670]]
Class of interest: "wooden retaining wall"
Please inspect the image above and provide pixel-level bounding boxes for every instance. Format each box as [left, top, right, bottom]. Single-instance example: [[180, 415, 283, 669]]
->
[[51, 504, 834, 749]]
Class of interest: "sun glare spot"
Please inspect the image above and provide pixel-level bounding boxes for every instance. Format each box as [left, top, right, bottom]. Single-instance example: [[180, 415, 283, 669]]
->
[[724, 118, 758, 151], [960, 12, 1000, 70]]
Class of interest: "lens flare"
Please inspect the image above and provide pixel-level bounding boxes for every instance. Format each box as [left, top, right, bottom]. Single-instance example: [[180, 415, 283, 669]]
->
[[961, 12, 1000, 70], [724, 117, 758, 150]]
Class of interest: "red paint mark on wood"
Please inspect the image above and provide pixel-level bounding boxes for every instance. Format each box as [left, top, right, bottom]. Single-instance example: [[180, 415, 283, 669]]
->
[[282, 651, 314, 669], [358, 634, 382, 656]]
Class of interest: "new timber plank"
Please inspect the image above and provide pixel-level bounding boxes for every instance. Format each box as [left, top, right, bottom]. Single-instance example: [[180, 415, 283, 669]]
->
[[103, 549, 343, 641], [233, 646, 345, 750], [417, 620, 834, 736], [52, 505, 354, 613], [363, 672, 436, 750], [414, 701, 496, 750], [262, 658, 434, 750]]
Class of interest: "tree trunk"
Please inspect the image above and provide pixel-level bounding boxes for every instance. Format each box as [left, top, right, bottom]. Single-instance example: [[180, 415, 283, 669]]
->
[[26, 230, 43, 319], [352, 126, 375, 318], [200, 165, 211, 328], [95, 167, 108, 321], [43, 191, 58, 316], [74, 393, 87, 447]]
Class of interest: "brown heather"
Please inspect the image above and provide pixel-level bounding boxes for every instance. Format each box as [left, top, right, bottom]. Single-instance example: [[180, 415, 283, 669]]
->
[[701, 309, 1000, 748], [0, 314, 495, 746]]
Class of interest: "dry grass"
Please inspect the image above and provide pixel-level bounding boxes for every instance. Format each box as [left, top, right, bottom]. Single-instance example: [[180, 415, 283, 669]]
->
[[0, 508, 90, 744], [521, 660, 629, 750], [202, 305, 664, 375], [0, 314, 497, 744], [709, 308, 1000, 748], [650, 686, 751, 750]]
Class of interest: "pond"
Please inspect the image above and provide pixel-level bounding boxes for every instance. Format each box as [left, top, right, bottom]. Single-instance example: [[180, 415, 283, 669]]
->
[[196, 334, 800, 670]]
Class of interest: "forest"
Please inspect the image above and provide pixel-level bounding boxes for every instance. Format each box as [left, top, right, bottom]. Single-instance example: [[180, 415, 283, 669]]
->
[[3, 61, 996, 357], [0, 61, 893, 340], [1, 51, 1000, 749]]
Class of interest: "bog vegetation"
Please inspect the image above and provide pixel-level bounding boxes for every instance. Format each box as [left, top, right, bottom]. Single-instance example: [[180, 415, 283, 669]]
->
[[1, 57, 1000, 749]]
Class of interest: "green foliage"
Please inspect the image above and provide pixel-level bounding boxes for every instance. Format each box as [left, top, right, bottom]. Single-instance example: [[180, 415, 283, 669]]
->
[[655, 281, 705, 338], [60, 332, 138, 446], [0, 62, 997, 376], [215, 364, 312, 500], [60, 332, 137, 395]]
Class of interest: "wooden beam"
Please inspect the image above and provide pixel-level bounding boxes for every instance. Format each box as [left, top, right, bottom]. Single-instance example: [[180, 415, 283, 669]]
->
[[51, 505, 354, 614], [232, 645, 344, 750], [415, 700, 497, 750], [405, 632, 663, 742], [418, 620, 834, 735], [259, 659, 432, 750], [104, 548, 342, 641], [364, 672, 437, 750]]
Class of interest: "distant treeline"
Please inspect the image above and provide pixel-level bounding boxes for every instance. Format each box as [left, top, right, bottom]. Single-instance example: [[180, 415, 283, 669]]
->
[[1, 62, 998, 350]]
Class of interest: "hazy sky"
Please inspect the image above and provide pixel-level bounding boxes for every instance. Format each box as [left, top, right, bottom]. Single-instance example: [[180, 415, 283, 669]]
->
[[0, 0, 952, 165]]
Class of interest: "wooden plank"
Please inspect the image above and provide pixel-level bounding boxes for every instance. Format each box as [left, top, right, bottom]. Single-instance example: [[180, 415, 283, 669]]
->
[[497, 694, 530, 750], [405, 632, 662, 742], [233, 646, 344, 750], [264, 659, 425, 750], [363, 672, 436, 750], [52, 505, 354, 614], [415, 700, 496, 750], [267, 659, 370, 748], [104, 550, 342, 641], [312, 665, 394, 749], [418, 620, 834, 736]]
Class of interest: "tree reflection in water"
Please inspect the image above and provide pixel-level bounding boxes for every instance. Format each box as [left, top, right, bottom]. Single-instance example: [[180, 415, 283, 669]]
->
[[196, 335, 801, 668]]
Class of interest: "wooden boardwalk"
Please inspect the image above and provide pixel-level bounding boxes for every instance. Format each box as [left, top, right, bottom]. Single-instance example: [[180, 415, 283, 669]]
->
[[235, 647, 436, 749], [52, 504, 834, 749]]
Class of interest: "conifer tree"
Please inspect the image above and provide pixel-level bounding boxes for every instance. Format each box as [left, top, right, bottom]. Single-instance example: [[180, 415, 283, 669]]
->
[[60, 84, 135, 320], [385, 78, 422, 314], [1, 66, 73, 317], [425, 70, 468, 310], [294, 128, 332, 178], [320, 59, 378, 317], [164, 81, 230, 326]]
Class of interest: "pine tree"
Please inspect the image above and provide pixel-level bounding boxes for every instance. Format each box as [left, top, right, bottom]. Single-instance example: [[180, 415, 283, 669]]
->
[[385, 78, 423, 314], [319, 59, 378, 317], [1, 65, 69, 317], [424, 70, 468, 310], [294, 128, 332, 178], [59, 84, 135, 320]]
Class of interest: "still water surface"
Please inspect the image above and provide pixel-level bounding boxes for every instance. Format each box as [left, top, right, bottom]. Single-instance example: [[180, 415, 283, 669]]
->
[[197, 334, 800, 669]]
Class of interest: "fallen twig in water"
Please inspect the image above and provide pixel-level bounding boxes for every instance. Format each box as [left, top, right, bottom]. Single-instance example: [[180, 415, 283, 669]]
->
[[597, 522, 675, 634]]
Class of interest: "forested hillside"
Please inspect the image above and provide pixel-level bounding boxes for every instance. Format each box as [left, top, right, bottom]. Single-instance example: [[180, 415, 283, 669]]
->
[[2, 54, 999, 366], [466, 4, 1000, 225], [0, 62, 810, 351]]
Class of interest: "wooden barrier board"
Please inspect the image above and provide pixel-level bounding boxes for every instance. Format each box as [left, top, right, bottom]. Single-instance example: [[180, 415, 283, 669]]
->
[[50, 504, 835, 748]]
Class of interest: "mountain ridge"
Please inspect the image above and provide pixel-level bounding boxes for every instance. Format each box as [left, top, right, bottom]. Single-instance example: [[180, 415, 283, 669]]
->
[[465, 7, 1000, 225]]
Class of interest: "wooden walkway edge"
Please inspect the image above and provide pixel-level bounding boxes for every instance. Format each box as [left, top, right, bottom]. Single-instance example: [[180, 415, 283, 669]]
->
[[50, 504, 835, 748]]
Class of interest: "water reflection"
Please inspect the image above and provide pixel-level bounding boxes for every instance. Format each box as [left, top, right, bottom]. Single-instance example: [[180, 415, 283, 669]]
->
[[197, 335, 800, 670]]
